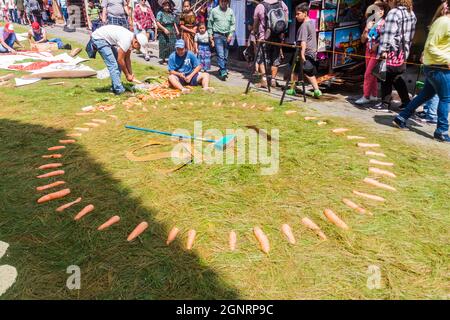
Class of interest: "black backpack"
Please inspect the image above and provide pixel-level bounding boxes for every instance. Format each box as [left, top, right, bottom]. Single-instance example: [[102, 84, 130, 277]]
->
[[263, 0, 288, 38]]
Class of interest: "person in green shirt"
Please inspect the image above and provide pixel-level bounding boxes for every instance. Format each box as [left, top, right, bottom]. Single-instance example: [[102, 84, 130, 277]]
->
[[207, 0, 235, 80], [87, 0, 102, 31], [393, 0, 450, 142]]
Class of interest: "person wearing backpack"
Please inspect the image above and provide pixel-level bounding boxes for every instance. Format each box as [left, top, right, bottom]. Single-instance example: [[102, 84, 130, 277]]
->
[[253, 0, 288, 87]]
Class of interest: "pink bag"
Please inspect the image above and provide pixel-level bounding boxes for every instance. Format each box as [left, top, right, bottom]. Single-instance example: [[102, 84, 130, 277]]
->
[[385, 9, 407, 72]]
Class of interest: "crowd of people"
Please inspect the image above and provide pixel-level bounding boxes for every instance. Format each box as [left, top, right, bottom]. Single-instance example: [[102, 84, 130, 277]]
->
[[90, 0, 237, 79], [0, 0, 70, 26], [0, 0, 449, 142], [0, 0, 74, 54], [352, 0, 449, 142]]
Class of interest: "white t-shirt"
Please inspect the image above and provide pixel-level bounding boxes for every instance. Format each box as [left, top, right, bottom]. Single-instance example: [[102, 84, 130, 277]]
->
[[194, 31, 209, 44], [92, 25, 134, 52]]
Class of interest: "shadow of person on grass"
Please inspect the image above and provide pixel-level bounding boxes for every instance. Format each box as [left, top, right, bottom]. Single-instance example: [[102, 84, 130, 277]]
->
[[0, 119, 239, 299], [373, 114, 435, 140]]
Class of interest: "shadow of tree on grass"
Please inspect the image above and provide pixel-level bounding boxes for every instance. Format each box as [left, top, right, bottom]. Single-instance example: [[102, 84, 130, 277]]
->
[[0, 119, 239, 299]]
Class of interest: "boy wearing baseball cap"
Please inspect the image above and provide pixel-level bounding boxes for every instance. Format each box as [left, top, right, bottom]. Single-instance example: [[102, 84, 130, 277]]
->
[[28, 22, 72, 50], [0, 23, 24, 54], [167, 39, 214, 93]]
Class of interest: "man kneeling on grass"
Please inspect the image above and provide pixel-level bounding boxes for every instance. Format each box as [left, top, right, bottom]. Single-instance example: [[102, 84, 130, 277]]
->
[[28, 22, 75, 52], [168, 39, 214, 94], [0, 23, 24, 54]]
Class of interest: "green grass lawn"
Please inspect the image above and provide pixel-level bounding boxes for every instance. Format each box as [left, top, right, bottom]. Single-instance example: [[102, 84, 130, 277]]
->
[[0, 33, 449, 299]]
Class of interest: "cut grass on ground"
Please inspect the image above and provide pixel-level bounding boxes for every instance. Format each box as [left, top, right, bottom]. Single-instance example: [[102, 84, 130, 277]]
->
[[0, 33, 449, 299]]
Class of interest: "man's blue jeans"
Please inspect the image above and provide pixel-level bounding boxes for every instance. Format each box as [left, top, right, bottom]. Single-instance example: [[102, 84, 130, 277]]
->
[[398, 66, 450, 135], [213, 34, 229, 75], [48, 38, 64, 49], [423, 94, 439, 121], [92, 38, 125, 95], [0, 33, 16, 53]]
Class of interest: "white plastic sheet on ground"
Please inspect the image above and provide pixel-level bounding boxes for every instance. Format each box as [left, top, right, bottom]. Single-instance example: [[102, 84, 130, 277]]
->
[[14, 78, 41, 86], [0, 51, 95, 86], [96, 68, 110, 79]]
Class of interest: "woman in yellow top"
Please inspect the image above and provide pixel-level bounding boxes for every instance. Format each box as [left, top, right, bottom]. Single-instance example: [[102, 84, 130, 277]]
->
[[393, 0, 450, 142]]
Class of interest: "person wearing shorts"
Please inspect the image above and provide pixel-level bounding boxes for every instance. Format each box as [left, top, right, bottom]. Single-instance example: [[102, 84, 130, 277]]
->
[[293, 55, 318, 78], [256, 39, 283, 70], [292, 3, 321, 98], [167, 39, 215, 94]]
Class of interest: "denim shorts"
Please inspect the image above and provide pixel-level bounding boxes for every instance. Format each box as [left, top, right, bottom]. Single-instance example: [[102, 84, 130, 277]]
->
[[177, 73, 199, 86]]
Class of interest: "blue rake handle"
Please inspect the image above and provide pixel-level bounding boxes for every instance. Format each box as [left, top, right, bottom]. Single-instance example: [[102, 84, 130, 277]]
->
[[125, 125, 216, 143]]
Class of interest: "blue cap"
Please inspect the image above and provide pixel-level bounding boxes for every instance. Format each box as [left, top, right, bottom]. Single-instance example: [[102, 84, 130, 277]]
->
[[175, 39, 185, 49]]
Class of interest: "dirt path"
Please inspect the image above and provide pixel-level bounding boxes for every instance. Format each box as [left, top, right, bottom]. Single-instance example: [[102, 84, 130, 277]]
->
[[46, 26, 450, 158]]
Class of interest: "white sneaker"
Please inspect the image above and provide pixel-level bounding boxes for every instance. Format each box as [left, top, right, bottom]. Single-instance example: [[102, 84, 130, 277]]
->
[[369, 96, 379, 102], [355, 96, 371, 105]]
